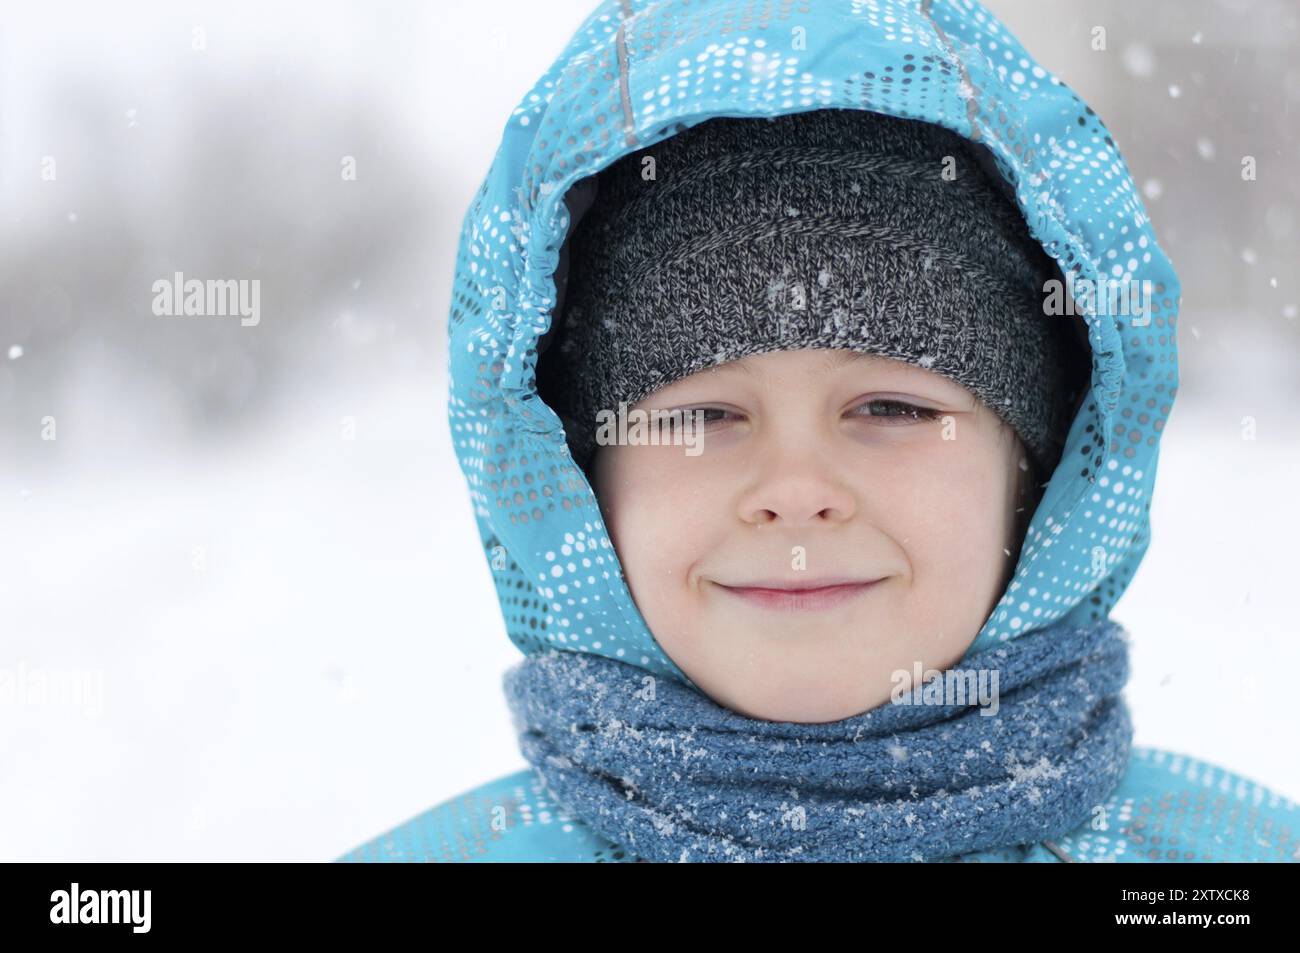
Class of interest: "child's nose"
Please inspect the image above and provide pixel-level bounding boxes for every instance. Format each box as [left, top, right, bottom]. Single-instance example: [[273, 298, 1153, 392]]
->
[[736, 455, 857, 527]]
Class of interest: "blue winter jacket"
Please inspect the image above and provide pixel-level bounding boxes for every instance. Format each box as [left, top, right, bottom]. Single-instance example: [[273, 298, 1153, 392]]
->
[[339, 0, 1299, 862]]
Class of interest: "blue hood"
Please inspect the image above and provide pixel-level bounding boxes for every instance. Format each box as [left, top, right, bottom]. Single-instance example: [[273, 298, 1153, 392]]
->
[[447, 0, 1180, 686]]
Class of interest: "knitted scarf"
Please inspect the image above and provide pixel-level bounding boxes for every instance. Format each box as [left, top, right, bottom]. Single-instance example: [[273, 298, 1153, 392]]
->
[[502, 616, 1133, 862]]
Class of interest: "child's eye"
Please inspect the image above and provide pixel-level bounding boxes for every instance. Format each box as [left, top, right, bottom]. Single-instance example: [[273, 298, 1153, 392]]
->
[[647, 407, 737, 431], [697, 407, 736, 424], [850, 399, 943, 424]]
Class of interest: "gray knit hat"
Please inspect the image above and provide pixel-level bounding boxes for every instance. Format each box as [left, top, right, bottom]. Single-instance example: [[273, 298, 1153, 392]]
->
[[536, 107, 1089, 479]]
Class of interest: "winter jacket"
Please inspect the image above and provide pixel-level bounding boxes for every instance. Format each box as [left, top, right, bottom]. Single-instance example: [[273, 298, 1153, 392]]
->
[[338, 0, 1300, 862]]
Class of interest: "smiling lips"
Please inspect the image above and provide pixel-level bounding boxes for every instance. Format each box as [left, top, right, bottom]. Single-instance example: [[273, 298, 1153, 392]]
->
[[714, 578, 885, 612]]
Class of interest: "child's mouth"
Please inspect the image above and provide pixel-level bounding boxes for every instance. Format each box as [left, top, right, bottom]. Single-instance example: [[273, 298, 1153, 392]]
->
[[713, 578, 885, 612]]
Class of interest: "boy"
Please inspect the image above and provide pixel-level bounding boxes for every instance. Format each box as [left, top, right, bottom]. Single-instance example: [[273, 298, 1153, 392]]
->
[[338, 0, 1299, 862]]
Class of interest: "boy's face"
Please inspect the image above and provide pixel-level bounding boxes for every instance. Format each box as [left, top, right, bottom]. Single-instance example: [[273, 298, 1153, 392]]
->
[[590, 348, 1028, 724]]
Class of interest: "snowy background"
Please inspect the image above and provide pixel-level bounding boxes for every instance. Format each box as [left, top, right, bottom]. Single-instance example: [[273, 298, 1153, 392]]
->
[[2, 0, 1297, 861]]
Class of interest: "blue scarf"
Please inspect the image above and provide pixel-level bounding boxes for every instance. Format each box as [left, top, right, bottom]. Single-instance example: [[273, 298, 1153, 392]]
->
[[502, 617, 1133, 862]]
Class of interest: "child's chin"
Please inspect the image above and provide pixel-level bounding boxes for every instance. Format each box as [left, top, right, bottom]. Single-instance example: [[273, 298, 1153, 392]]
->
[[696, 649, 890, 723], [719, 687, 880, 725]]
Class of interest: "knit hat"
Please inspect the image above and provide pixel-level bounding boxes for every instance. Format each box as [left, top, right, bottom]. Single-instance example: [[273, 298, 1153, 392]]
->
[[536, 107, 1090, 480]]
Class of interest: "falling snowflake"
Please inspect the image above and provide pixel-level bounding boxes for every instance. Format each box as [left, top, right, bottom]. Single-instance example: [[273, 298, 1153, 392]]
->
[[1122, 43, 1156, 78]]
